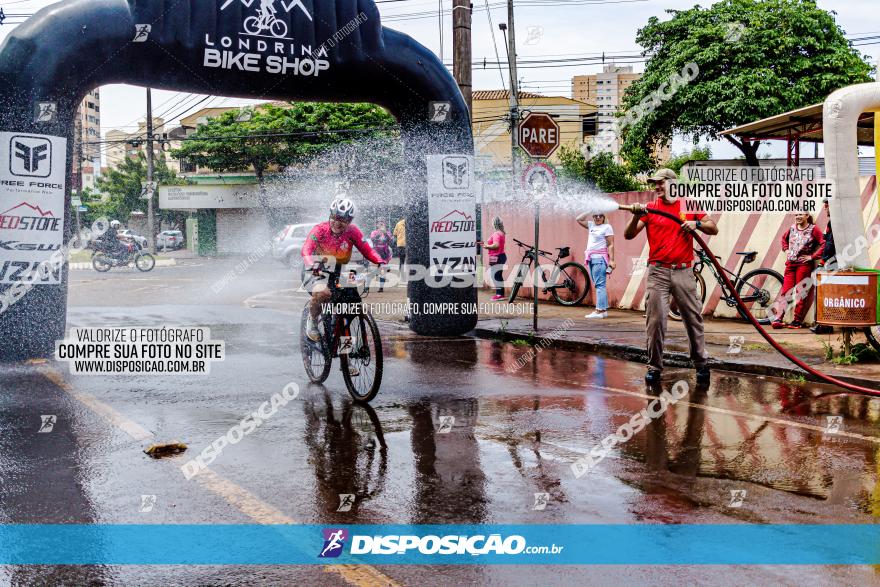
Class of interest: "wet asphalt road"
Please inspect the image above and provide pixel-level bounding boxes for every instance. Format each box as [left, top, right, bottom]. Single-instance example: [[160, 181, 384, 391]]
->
[[1, 257, 879, 586]]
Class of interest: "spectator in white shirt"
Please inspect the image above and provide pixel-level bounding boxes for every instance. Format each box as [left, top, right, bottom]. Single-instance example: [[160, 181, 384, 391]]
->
[[576, 212, 616, 318]]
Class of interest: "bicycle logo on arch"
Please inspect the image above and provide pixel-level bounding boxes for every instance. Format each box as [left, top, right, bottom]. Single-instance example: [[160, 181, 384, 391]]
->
[[222, 0, 314, 40]]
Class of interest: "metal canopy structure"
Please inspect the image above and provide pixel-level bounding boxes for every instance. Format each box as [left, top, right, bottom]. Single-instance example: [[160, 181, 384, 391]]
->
[[720, 103, 876, 166]]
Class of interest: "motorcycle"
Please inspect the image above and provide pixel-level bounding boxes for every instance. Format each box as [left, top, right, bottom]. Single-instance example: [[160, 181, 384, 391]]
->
[[90, 240, 155, 272]]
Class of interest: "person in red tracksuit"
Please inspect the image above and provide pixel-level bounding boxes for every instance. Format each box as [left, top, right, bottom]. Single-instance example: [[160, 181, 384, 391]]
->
[[772, 213, 824, 329]]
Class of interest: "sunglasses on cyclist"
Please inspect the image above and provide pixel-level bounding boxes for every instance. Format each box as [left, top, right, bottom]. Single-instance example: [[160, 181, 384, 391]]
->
[[330, 214, 352, 223]]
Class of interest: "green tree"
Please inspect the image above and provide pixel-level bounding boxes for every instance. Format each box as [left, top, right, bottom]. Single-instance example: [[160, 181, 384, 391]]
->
[[170, 102, 396, 191], [558, 146, 644, 193], [94, 152, 187, 229], [620, 0, 873, 167], [664, 145, 712, 174]]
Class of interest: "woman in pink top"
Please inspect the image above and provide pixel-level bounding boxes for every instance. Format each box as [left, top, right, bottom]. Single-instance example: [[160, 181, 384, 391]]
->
[[478, 217, 507, 300]]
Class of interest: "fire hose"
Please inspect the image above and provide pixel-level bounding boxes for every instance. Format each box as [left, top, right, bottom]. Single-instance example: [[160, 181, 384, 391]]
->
[[620, 204, 879, 396]]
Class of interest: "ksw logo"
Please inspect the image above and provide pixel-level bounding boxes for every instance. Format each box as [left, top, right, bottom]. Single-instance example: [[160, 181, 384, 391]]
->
[[10, 136, 51, 178], [0, 241, 62, 252], [432, 241, 476, 249], [442, 156, 470, 189], [221, 0, 312, 40]]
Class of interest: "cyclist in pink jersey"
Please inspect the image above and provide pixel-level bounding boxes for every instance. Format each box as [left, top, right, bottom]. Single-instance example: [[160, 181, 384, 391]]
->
[[301, 197, 387, 342]]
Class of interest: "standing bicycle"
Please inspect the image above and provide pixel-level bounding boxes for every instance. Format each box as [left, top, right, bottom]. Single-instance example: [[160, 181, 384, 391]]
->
[[507, 238, 590, 306], [300, 198, 388, 402], [668, 248, 783, 325]]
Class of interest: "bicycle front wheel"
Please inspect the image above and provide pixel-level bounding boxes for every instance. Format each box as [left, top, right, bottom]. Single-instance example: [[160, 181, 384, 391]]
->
[[300, 306, 331, 383], [550, 262, 591, 306], [735, 268, 784, 324], [340, 313, 383, 403], [507, 263, 529, 304]]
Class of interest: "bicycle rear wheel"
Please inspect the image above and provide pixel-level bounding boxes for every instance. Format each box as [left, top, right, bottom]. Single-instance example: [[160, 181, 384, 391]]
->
[[735, 268, 784, 324], [669, 270, 706, 321], [340, 313, 383, 403], [300, 306, 331, 383], [549, 261, 591, 306]]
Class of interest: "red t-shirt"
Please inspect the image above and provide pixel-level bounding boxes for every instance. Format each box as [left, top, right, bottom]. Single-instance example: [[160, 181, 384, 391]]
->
[[644, 197, 706, 265]]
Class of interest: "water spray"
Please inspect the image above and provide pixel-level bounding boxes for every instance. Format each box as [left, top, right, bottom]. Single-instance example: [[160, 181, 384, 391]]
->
[[620, 204, 880, 396]]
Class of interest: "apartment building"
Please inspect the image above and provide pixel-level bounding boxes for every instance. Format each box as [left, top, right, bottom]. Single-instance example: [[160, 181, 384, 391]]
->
[[73, 89, 102, 190], [104, 117, 167, 171], [571, 65, 640, 157]]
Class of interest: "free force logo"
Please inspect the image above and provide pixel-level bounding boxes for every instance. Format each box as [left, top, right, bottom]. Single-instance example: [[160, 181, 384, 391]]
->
[[442, 156, 470, 189], [10, 136, 51, 178], [319, 528, 349, 558]]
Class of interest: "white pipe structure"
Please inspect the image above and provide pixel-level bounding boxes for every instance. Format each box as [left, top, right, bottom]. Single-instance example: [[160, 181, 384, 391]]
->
[[822, 82, 880, 269]]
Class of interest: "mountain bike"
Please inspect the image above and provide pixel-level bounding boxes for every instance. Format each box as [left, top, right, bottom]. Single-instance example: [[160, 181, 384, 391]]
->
[[507, 238, 590, 306], [669, 249, 783, 324], [300, 267, 383, 402]]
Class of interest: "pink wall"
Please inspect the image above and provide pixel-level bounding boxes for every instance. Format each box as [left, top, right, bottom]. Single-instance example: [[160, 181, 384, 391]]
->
[[483, 179, 880, 316], [482, 191, 653, 306]]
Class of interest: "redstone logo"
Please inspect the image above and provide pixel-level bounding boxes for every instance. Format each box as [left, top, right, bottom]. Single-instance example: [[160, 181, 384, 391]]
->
[[0, 202, 60, 232]]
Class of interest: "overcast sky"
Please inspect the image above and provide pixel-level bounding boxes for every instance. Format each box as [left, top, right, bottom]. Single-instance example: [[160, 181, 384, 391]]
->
[[1, 0, 877, 160]]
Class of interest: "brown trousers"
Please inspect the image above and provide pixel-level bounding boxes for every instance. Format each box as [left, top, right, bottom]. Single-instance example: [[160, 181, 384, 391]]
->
[[645, 265, 709, 371]]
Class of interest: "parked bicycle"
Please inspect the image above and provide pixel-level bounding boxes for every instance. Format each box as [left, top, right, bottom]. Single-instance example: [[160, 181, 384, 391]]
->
[[507, 238, 590, 306], [669, 249, 783, 324], [300, 267, 383, 403], [90, 242, 155, 273]]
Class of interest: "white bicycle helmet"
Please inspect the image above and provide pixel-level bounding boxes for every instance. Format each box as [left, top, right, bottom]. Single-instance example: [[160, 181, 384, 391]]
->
[[330, 197, 355, 221], [110, 220, 121, 228]]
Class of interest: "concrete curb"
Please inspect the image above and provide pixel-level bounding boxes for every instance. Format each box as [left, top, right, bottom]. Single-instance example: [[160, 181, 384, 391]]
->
[[471, 326, 880, 390], [69, 259, 177, 270]]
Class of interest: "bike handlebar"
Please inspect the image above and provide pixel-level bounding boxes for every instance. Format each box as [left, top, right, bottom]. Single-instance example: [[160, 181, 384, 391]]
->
[[512, 238, 554, 258]]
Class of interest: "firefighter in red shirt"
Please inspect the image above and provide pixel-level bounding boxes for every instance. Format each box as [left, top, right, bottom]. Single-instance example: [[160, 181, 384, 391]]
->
[[624, 168, 719, 385]]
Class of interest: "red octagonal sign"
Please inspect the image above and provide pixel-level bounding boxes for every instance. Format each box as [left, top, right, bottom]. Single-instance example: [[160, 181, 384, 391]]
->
[[518, 112, 560, 158]]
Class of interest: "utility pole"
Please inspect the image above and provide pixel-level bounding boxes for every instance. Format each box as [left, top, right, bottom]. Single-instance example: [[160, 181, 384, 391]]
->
[[452, 0, 472, 115], [501, 3, 536, 329], [500, 2, 519, 191], [146, 88, 155, 253]]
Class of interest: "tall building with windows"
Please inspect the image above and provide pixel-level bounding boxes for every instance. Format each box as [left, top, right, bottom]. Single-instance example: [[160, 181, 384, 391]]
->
[[73, 89, 102, 190], [104, 117, 166, 171], [571, 65, 640, 158]]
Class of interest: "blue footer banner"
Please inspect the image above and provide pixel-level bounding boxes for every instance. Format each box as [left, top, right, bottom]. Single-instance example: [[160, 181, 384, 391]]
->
[[0, 525, 878, 565]]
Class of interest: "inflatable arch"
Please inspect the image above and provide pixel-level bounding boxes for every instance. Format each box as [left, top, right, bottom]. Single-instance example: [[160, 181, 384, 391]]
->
[[823, 82, 880, 269], [0, 0, 477, 359]]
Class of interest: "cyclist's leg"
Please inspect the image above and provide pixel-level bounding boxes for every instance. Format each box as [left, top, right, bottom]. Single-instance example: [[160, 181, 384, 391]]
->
[[309, 287, 330, 321]]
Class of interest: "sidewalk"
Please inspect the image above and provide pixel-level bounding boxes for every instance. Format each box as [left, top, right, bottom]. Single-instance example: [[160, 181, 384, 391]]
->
[[473, 293, 880, 389], [362, 284, 880, 388]]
